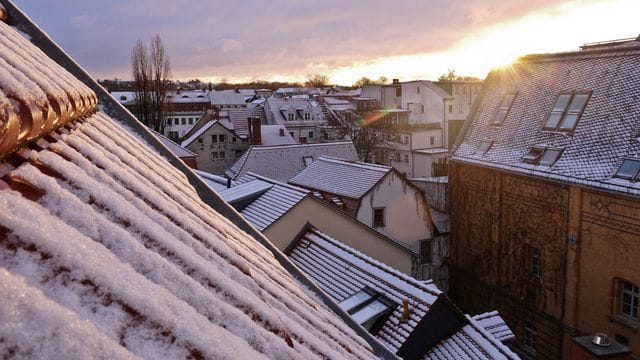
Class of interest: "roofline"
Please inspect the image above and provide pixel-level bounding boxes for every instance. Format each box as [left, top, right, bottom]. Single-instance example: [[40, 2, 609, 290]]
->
[[245, 172, 310, 194], [1, 2, 398, 357]]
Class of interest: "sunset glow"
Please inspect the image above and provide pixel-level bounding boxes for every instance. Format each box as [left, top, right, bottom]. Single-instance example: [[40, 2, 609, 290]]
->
[[329, 0, 640, 84]]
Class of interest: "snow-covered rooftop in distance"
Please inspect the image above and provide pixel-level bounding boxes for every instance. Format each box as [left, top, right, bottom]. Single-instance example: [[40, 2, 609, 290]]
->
[[289, 156, 390, 199], [194, 169, 232, 192], [413, 148, 449, 155], [226, 141, 359, 182], [151, 129, 196, 158], [287, 227, 518, 359], [218, 178, 273, 203], [261, 125, 296, 146], [472, 311, 515, 343], [0, 12, 386, 359]]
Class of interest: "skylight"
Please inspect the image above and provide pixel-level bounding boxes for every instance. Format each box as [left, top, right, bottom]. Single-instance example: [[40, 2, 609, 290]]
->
[[491, 93, 517, 126], [523, 146, 563, 166], [543, 92, 591, 132], [339, 288, 396, 334], [475, 140, 494, 156], [614, 159, 640, 180]]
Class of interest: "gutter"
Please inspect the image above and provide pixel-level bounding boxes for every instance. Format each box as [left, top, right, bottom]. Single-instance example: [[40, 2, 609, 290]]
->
[[1, 1, 399, 358]]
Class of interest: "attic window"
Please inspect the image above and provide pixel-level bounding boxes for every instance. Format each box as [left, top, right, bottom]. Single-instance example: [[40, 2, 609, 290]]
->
[[543, 92, 591, 132], [339, 288, 396, 334], [475, 140, 493, 156], [491, 93, 517, 125], [303, 156, 314, 167], [523, 146, 563, 166], [613, 159, 640, 180]]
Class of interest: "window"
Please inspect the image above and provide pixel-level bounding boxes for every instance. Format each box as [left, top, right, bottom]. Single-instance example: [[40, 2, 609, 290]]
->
[[543, 92, 591, 132], [475, 140, 493, 156], [421, 104, 425, 114], [232, 136, 237, 143], [166, 117, 172, 125], [492, 93, 517, 125], [219, 134, 225, 143], [174, 118, 180, 125], [430, 136, 435, 146], [299, 136, 307, 144], [287, 113, 295, 121], [448, 104, 453, 113], [373, 208, 385, 227], [417, 86, 420, 94], [188, 117, 194, 125], [303, 156, 314, 167], [403, 154, 409, 163], [614, 159, 640, 180], [420, 239, 432, 264], [219, 151, 225, 159], [339, 288, 395, 334], [308, 131, 314, 139], [235, 150, 242, 157], [530, 247, 541, 278], [211, 152, 219, 160], [524, 323, 537, 352], [181, 118, 186, 125], [619, 280, 639, 320], [211, 134, 218, 143], [523, 146, 563, 166], [304, 112, 311, 121]]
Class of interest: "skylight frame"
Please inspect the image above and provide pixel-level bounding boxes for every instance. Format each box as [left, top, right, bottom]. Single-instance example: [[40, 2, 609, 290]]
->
[[475, 140, 494, 157], [613, 158, 640, 181], [522, 146, 563, 167], [542, 91, 591, 133], [491, 93, 517, 126]]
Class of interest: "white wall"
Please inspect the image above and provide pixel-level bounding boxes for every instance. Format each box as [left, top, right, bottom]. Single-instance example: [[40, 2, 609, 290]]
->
[[356, 172, 432, 248], [401, 82, 445, 125]]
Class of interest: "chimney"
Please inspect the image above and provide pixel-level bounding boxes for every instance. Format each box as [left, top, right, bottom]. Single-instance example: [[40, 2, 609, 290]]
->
[[392, 78, 399, 84], [279, 128, 285, 137], [400, 299, 410, 322], [571, 334, 631, 360], [226, 177, 232, 189], [248, 116, 261, 145]]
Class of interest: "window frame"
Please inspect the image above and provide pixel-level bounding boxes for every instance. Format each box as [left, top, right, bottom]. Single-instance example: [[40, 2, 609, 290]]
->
[[522, 146, 563, 166], [618, 280, 639, 320], [491, 93, 517, 126], [523, 323, 537, 352], [475, 140, 494, 157], [613, 158, 640, 181], [339, 287, 396, 334], [543, 91, 591, 133], [373, 208, 385, 228]]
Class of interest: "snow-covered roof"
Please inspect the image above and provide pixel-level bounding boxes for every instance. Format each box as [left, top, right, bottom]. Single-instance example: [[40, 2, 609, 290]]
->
[[265, 97, 325, 124], [234, 173, 310, 231], [289, 156, 390, 199], [453, 42, 640, 197], [218, 178, 273, 203], [210, 90, 248, 105], [472, 311, 515, 343], [226, 141, 359, 181], [0, 8, 391, 358], [151, 129, 196, 158], [180, 110, 236, 147], [261, 125, 296, 146], [412, 148, 449, 155], [287, 227, 518, 359], [194, 169, 233, 192], [405, 80, 453, 99]]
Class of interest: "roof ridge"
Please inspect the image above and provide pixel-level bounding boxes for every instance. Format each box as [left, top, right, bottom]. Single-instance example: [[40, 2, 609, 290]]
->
[[251, 141, 354, 150], [245, 172, 310, 194], [317, 155, 390, 172]]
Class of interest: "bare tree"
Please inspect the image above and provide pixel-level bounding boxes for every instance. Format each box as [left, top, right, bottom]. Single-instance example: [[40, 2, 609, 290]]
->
[[335, 111, 383, 162], [305, 73, 329, 88], [131, 35, 172, 133]]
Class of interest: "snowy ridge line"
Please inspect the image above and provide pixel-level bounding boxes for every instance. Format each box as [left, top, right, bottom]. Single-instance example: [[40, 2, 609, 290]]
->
[[11, 163, 312, 359], [92, 114, 194, 192], [0, 190, 266, 360], [0, 268, 138, 360], [46, 121, 375, 357], [319, 155, 391, 172]]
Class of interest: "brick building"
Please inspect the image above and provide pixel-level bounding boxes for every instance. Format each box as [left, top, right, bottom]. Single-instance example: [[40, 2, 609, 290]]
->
[[450, 36, 640, 359]]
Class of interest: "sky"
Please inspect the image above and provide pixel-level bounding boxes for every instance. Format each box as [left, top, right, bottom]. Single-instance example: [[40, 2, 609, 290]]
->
[[15, 0, 640, 85]]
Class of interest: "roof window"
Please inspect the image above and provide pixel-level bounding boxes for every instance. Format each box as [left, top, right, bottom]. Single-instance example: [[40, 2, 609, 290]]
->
[[523, 146, 563, 166], [475, 140, 494, 156], [339, 287, 396, 334], [491, 93, 517, 126], [543, 92, 591, 132], [613, 158, 640, 180]]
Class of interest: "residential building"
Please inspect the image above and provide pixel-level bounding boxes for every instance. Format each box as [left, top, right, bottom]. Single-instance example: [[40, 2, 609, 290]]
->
[[435, 80, 483, 147], [287, 225, 518, 359], [263, 97, 327, 143], [450, 36, 640, 359], [289, 156, 433, 249], [225, 141, 359, 181], [180, 110, 250, 174], [218, 173, 418, 275], [210, 89, 251, 109], [158, 91, 211, 139], [0, 6, 395, 358]]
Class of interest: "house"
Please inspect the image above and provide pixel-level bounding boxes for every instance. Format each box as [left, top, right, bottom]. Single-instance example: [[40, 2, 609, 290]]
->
[[435, 80, 483, 147], [180, 110, 250, 174], [158, 91, 211, 139], [450, 36, 640, 359], [225, 141, 359, 181], [289, 156, 433, 250], [263, 97, 327, 143], [0, 3, 397, 358], [286, 226, 518, 360], [219, 173, 418, 275]]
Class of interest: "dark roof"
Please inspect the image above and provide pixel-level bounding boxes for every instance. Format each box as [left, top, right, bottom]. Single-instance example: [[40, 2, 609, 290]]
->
[[287, 226, 518, 359], [0, 2, 398, 358], [453, 40, 640, 197]]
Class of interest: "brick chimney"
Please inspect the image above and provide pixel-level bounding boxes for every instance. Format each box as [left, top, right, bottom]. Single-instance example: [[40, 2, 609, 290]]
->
[[572, 334, 631, 360], [248, 116, 261, 145], [392, 78, 399, 84]]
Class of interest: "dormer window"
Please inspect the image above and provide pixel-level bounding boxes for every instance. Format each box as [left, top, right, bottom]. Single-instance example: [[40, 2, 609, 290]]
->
[[613, 158, 640, 180], [543, 92, 591, 132], [475, 140, 494, 156], [304, 112, 311, 121], [492, 93, 517, 126], [339, 288, 395, 334], [523, 146, 563, 166], [287, 112, 295, 121]]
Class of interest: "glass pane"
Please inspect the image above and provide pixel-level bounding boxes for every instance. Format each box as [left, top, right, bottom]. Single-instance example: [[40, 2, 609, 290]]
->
[[493, 110, 508, 125], [339, 290, 373, 312], [352, 300, 389, 324], [558, 113, 579, 131], [544, 112, 563, 129], [568, 93, 590, 113], [552, 94, 571, 112], [500, 94, 516, 110], [539, 149, 562, 166], [476, 141, 492, 156], [615, 160, 640, 179]]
